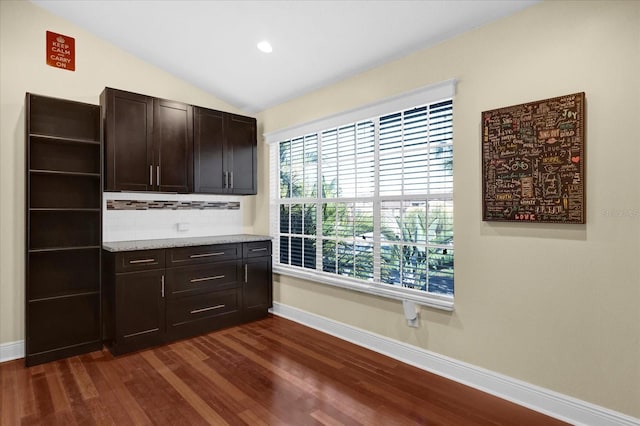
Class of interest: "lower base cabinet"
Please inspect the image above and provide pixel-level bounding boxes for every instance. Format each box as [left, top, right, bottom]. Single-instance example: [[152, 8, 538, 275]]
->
[[102, 240, 271, 355], [243, 254, 273, 322], [166, 287, 242, 341], [115, 269, 166, 354]]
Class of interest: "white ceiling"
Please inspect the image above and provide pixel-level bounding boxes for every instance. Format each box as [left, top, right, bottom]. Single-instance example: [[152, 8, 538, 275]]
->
[[32, 0, 538, 113]]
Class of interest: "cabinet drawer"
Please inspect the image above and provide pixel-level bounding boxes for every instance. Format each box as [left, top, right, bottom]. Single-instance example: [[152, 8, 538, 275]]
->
[[166, 261, 239, 298], [167, 288, 240, 326], [115, 249, 165, 273], [243, 241, 272, 258], [167, 244, 240, 266]]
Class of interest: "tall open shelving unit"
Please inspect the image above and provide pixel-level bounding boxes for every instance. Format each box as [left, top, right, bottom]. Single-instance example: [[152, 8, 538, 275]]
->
[[25, 93, 102, 366]]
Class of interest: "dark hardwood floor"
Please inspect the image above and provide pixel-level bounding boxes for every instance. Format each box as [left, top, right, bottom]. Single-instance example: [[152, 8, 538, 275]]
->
[[0, 315, 566, 425]]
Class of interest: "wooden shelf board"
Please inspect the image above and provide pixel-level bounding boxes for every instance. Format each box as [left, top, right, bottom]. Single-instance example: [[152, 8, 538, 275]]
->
[[29, 133, 100, 145]]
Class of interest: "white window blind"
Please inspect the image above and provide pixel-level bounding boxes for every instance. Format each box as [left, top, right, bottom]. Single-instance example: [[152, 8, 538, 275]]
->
[[269, 81, 455, 310]]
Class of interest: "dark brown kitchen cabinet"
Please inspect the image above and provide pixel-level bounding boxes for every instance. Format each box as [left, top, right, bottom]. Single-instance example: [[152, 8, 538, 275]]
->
[[25, 93, 102, 367], [102, 88, 193, 193], [102, 249, 166, 355], [164, 244, 243, 340], [102, 239, 271, 356], [101, 88, 152, 191], [194, 107, 225, 193], [194, 107, 257, 195], [113, 270, 166, 354], [154, 98, 193, 192], [242, 241, 273, 321]]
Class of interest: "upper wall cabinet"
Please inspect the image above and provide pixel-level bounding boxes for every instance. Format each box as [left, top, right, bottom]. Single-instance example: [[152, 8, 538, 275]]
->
[[194, 107, 257, 195], [102, 88, 193, 193]]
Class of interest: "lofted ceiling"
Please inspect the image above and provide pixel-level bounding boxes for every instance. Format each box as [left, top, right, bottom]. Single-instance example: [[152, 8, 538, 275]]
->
[[32, 0, 538, 113]]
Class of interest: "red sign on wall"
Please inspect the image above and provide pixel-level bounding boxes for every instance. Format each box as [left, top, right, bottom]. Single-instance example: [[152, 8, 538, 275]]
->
[[46, 31, 75, 71]]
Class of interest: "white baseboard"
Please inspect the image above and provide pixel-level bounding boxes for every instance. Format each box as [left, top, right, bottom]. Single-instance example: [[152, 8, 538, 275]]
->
[[270, 302, 639, 426], [0, 340, 24, 363]]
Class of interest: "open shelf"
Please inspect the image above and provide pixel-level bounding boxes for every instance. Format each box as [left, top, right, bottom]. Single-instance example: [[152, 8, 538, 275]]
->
[[28, 94, 100, 141], [28, 248, 100, 301], [30, 136, 100, 174], [30, 173, 100, 209], [29, 210, 100, 251], [27, 293, 100, 355]]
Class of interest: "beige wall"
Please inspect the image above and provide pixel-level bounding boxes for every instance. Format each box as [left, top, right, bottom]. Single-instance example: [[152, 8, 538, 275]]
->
[[0, 1, 255, 345], [257, 0, 640, 417]]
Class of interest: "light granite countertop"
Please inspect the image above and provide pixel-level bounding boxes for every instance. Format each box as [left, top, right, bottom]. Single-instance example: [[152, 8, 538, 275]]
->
[[102, 234, 271, 252]]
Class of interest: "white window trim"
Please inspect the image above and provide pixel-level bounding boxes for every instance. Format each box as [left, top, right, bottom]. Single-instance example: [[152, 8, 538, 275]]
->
[[267, 79, 456, 311], [274, 264, 454, 311]]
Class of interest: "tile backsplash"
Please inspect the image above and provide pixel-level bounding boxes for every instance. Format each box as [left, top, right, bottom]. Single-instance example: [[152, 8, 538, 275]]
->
[[103, 192, 246, 242], [107, 199, 240, 210]]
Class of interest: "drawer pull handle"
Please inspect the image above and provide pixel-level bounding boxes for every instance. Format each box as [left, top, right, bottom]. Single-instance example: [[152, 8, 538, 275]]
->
[[251, 247, 268, 252], [124, 327, 159, 339], [129, 258, 156, 264], [189, 252, 224, 258], [190, 275, 224, 283], [191, 304, 225, 314]]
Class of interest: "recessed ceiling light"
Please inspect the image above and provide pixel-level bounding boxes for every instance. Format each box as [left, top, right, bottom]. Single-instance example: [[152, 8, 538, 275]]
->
[[257, 40, 273, 53]]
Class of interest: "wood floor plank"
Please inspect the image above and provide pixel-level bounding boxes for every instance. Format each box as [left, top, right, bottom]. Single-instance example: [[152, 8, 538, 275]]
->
[[202, 340, 316, 424], [68, 355, 99, 400], [126, 352, 204, 425], [214, 332, 402, 425], [92, 351, 153, 425], [238, 326, 345, 370], [140, 350, 229, 425], [153, 344, 250, 424], [0, 360, 18, 425], [229, 327, 432, 425], [0, 315, 568, 425], [238, 408, 270, 426], [56, 359, 95, 425]]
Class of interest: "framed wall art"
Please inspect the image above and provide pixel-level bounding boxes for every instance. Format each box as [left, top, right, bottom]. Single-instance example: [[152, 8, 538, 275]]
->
[[482, 92, 585, 224]]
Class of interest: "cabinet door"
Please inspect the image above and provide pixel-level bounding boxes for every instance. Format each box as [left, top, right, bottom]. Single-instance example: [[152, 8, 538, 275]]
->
[[154, 99, 193, 193], [103, 88, 154, 191], [243, 256, 272, 321], [115, 269, 165, 354], [226, 114, 257, 195], [194, 107, 226, 193]]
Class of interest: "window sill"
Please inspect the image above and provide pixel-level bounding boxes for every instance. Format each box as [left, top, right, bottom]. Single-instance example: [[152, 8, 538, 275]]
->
[[273, 264, 454, 312]]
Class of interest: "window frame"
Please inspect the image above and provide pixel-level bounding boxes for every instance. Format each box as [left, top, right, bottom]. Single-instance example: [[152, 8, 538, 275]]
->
[[266, 80, 456, 311]]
